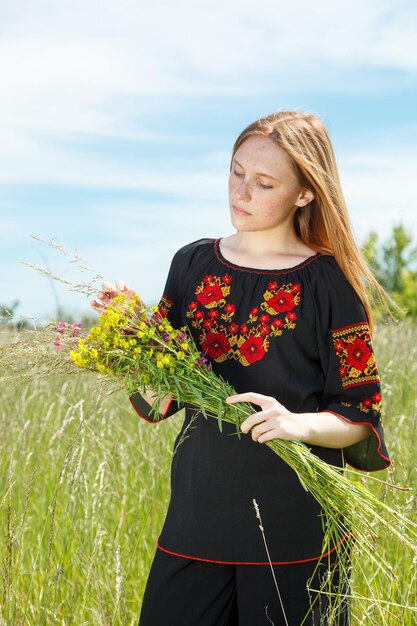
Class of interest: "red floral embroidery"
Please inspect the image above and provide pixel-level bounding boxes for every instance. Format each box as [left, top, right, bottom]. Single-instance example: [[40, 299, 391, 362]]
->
[[342, 391, 382, 415], [239, 336, 266, 364], [195, 275, 230, 309], [332, 323, 379, 389], [154, 294, 173, 320], [265, 290, 297, 313], [261, 284, 301, 315], [197, 283, 224, 307], [201, 331, 231, 361], [346, 338, 371, 372], [186, 274, 301, 366]]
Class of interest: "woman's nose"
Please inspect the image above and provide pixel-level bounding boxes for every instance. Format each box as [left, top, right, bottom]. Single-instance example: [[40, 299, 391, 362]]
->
[[236, 178, 251, 200]]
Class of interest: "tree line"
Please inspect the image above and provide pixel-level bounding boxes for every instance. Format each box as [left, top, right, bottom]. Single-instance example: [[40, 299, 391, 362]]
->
[[361, 224, 417, 318]]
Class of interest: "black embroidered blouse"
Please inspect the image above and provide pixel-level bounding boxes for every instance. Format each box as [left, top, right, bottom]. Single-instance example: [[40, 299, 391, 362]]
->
[[129, 238, 390, 565]]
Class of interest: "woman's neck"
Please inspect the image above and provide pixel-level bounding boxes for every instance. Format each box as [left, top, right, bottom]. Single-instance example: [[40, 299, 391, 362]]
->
[[220, 230, 316, 271], [226, 230, 315, 259]]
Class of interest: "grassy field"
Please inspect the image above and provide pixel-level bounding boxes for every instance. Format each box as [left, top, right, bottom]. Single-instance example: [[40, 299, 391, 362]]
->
[[0, 322, 416, 625]]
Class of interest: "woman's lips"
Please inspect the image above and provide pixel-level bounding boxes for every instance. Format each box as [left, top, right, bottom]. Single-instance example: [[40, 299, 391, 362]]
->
[[232, 205, 251, 216]]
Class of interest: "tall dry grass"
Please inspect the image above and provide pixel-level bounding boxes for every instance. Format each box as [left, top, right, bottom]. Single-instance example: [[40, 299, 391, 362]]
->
[[0, 321, 416, 625]]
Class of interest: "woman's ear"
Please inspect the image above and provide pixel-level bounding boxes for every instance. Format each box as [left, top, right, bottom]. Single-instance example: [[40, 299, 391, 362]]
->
[[297, 188, 315, 207]]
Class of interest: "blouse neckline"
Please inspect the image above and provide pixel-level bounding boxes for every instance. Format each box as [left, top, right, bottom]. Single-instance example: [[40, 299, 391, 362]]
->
[[214, 238, 322, 276]]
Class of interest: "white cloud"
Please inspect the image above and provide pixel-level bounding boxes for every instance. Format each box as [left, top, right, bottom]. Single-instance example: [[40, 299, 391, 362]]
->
[[1, 0, 416, 321], [340, 147, 417, 241], [1, 0, 416, 147]]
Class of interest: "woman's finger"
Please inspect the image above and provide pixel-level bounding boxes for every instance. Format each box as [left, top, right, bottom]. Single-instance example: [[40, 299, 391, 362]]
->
[[91, 280, 139, 313], [119, 283, 137, 299], [251, 420, 277, 441], [102, 280, 116, 293], [115, 279, 127, 291], [90, 299, 106, 311], [225, 392, 275, 409], [240, 407, 276, 433]]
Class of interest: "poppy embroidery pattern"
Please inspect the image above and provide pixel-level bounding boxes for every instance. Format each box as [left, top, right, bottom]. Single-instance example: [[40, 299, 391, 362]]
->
[[186, 274, 301, 366], [341, 392, 382, 414], [332, 323, 379, 389]]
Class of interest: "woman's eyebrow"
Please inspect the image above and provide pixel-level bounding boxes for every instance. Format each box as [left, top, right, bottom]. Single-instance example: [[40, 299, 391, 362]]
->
[[233, 158, 278, 181]]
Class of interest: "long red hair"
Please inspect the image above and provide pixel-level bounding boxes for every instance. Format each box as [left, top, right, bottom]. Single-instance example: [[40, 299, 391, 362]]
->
[[231, 110, 391, 329]]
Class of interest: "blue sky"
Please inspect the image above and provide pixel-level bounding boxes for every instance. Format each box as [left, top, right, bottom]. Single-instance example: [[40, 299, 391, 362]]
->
[[1, 0, 416, 324]]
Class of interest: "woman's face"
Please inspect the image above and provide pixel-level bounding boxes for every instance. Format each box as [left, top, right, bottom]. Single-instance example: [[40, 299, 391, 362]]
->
[[228, 135, 313, 234]]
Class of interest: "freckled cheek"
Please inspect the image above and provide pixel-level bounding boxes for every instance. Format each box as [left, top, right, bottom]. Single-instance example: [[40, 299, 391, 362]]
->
[[229, 178, 241, 197], [262, 192, 295, 218], [262, 201, 284, 219]]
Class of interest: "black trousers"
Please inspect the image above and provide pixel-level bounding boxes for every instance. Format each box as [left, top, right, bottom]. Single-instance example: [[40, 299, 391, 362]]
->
[[138, 548, 350, 626]]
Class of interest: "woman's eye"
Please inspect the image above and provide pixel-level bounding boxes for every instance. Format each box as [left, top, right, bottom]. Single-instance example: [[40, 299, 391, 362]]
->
[[233, 169, 272, 189]]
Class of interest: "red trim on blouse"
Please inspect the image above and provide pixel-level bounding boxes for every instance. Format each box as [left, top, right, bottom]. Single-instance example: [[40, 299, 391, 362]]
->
[[129, 396, 174, 423], [324, 410, 391, 471], [156, 532, 349, 565], [214, 239, 322, 276]]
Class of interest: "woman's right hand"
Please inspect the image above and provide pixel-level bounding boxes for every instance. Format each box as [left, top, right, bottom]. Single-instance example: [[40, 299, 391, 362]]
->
[[90, 280, 139, 313]]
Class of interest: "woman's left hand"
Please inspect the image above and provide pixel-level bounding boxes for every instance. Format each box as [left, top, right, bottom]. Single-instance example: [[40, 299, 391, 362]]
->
[[225, 392, 307, 444]]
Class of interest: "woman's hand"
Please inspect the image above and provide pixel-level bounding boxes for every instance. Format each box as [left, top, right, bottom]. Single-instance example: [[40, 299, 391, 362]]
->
[[225, 392, 307, 444], [90, 280, 139, 313], [225, 392, 372, 448]]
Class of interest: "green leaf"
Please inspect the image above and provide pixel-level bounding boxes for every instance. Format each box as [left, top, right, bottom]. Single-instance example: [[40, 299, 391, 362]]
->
[[217, 399, 223, 434], [189, 382, 208, 421], [172, 375, 184, 405]]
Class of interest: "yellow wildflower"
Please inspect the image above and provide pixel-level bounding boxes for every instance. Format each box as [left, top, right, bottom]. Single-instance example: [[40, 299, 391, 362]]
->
[[70, 352, 87, 368]]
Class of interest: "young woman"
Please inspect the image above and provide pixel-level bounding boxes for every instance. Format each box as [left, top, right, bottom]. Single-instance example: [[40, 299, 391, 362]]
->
[[91, 110, 390, 625]]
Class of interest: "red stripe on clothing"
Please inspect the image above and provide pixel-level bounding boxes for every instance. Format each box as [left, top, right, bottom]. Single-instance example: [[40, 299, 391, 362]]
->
[[156, 532, 349, 566], [324, 410, 391, 471], [129, 395, 173, 423]]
